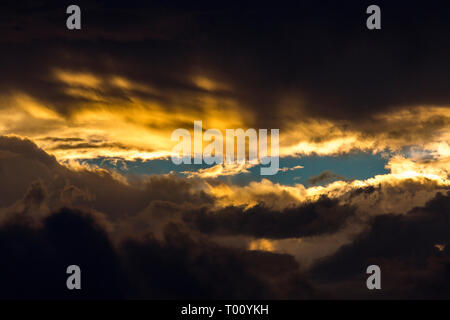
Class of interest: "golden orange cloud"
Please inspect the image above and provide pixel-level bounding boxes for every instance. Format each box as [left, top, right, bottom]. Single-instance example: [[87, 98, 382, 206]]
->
[[0, 69, 449, 171]]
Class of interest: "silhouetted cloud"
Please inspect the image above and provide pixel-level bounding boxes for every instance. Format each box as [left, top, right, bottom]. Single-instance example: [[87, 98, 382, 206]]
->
[[184, 197, 355, 239], [311, 191, 450, 298], [307, 171, 348, 186], [0, 206, 321, 299]]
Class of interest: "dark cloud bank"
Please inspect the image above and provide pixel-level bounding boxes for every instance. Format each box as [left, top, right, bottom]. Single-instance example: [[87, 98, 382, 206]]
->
[[0, 136, 449, 299], [0, 208, 320, 299], [1, 1, 450, 132], [312, 192, 450, 299]]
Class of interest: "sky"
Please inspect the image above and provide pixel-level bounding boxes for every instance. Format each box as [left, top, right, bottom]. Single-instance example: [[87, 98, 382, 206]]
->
[[0, 0, 449, 299]]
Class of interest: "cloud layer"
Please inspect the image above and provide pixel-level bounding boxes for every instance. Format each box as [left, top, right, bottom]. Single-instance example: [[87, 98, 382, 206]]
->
[[0, 136, 449, 298], [1, 1, 450, 299], [1, 1, 449, 161]]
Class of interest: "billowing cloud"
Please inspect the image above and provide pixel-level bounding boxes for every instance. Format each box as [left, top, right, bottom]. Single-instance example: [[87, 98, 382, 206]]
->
[[311, 191, 450, 299], [0, 136, 449, 298]]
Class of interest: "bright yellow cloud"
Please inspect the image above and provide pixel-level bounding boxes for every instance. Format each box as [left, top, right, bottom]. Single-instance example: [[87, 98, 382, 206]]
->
[[1, 69, 449, 167]]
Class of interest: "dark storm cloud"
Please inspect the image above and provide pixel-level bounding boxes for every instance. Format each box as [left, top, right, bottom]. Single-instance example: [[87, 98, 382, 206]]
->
[[183, 197, 356, 239], [0, 207, 321, 299], [1, 136, 450, 298], [1, 0, 450, 298], [0, 136, 322, 298], [0, 137, 322, 298], [1, 1, 450, 131], [311, 191, 450, 298], [0, 208, 126, 299], [120, 223, 320, 299]]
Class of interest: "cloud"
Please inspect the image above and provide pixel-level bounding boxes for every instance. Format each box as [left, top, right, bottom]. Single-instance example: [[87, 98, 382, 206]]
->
[[2, 0, 450, 299], [0, 2, 450, 161], [279, 165, 304, 172], [307, 170, 348, 186], [120, 223, 320, 299], [181, 162, 253, 178], [0, 207, 126, 299], [310, 191, 450, 298], [0, 206, 321, 299], [183, 196, 355, 240], [0, 137, 323, 298], [0, 135, 449, 298]]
